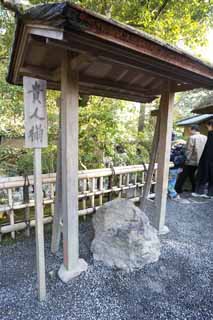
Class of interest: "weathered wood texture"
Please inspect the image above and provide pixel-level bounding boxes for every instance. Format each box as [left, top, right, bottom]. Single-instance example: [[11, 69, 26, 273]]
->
[[61, 52, 79, 270], [34, 148, 46, 301], [154, 91, 174, 232], [51, 102, 62, 254], [140, 113, 160, 212]]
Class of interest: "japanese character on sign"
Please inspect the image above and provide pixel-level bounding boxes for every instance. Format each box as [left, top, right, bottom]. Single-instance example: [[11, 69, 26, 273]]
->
[[28, 124, 44, 144], [28, 81, 44, 104]]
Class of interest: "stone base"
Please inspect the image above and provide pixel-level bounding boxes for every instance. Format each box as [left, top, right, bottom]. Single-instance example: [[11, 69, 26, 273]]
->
[[58, 259, 88, 283], [158, 225, 170, 235]]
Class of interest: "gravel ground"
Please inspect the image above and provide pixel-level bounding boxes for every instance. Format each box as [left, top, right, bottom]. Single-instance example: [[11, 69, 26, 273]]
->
[[0, 195, 213, 320]]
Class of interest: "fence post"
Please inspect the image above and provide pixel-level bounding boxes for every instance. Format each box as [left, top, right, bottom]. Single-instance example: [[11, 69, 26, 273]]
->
[[8, 189, 15, 240]]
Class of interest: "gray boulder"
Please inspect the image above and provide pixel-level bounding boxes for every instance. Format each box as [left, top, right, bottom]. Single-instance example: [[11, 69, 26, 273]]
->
[[91, 199, 160, 271]]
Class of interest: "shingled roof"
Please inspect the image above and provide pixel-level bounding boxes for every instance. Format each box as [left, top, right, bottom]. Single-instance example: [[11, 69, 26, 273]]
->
[[177, 114, 213, 126]]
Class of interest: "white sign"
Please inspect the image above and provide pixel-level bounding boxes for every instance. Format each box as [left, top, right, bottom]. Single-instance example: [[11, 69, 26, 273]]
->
[[23, 77, 48, 148]]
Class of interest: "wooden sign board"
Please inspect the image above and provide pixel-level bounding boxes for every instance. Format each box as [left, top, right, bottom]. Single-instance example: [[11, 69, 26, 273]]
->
[[23, 77, 48, 148]]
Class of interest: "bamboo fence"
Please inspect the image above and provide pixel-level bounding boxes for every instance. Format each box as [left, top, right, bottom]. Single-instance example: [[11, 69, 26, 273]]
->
[[0, 164, 157, 241]]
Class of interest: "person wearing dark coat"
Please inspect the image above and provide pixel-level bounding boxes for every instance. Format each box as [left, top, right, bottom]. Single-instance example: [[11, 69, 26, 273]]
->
[[193, 119, 213, 197]]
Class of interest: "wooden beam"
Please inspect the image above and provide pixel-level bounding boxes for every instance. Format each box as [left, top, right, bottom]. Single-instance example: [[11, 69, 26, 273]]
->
[[140, 113, 160, 212], [20, 66, 56, 81], [58, 51, 87, 282], [51, 98, 63, 254], [19, 65, 157, 101], [79, 85, 155, 103], [29, 25, 64, 41], [34, 148, 46, 301], [79, 76, 159, 96], [154, 88, 174, 233], [61, 51, 79, 270], [14, 26, 29, 83]]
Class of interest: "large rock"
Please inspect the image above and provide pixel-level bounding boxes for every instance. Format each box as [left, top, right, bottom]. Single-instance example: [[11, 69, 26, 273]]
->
[[91, 199, 160, 271]]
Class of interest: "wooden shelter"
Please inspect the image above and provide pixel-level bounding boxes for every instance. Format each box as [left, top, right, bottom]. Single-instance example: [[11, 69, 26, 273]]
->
[[177, 114, 213, 137], [7, 2, 213, 282]]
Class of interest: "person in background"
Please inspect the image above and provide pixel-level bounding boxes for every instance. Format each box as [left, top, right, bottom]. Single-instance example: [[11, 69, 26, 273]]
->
[[192, 119, 213, 197], [168, 137, 186, 200], [175, 125, 207, 194]]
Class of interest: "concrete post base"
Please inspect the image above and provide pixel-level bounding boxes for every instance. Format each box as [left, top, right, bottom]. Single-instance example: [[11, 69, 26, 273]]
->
[[158, 225, 170, 235], [58, 259, 88, 283]]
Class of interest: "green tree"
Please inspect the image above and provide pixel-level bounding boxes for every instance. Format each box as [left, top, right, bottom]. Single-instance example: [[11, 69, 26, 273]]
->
[[75, 0, 213, 47]]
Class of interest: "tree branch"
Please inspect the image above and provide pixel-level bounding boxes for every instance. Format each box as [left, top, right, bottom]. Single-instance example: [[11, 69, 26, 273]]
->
[[0, 0, 31, 14], [154, 0, 170, 21]]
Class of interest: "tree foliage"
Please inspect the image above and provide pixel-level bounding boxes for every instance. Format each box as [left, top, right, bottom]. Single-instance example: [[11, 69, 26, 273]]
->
[[75, 0, 213, 47]]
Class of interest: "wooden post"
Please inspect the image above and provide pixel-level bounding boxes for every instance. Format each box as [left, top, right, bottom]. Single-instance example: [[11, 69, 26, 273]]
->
[[50, 183, 55, 216], [154, 90, 174, 234], [119, 174, 122, 198], [140, 114, 160, 211], [8, 189, 15, 239], [58, 51, 87, 282], [99, 177, 103, 206], [82, 179, 87, 209], [51, 101, 63, 254], [34, 148, 46, 301], [91, 178, 95, 208]]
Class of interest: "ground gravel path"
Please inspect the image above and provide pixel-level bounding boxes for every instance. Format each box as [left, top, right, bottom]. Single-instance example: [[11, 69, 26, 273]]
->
[[0, 195, 213, 320]]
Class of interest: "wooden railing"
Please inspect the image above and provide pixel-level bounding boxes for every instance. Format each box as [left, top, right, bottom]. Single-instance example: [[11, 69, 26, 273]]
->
[[0, 164, 157, 241]]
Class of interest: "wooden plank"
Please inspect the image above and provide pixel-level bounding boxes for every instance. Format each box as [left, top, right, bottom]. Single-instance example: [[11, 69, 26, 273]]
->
[[61, 51, 79, 270], [20, 66, 56, 82], [79, 76, 159, 95], [34, 148, 46, 301], [140, 113, 160, 211], [154, 89, 174, 232], [79, 86, 155, 103], [14, 26, 29, 83], [71, 53, 96, 71], [29, 26, 63, 41]]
